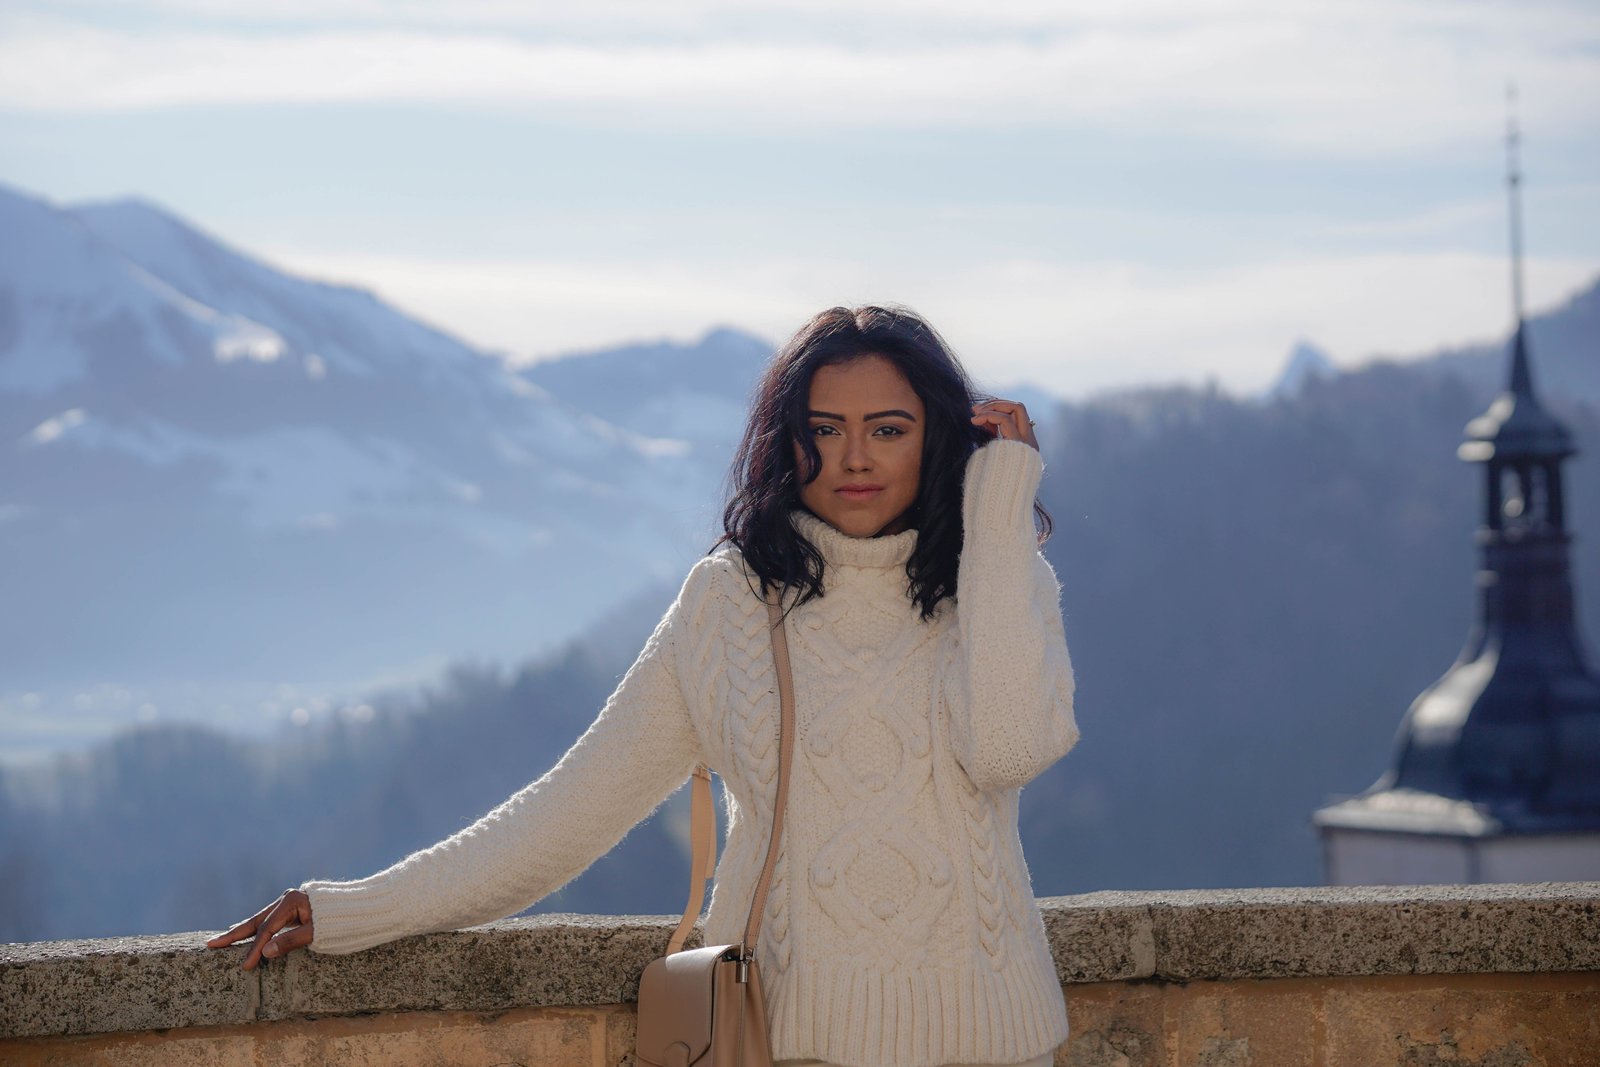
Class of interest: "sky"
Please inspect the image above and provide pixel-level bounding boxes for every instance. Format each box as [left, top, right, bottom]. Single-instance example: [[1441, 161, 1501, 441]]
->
[[2, 0, 1598, 397]]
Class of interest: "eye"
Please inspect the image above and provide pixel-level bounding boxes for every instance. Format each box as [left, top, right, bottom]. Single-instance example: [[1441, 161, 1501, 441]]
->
[[873, 425, 906, 437], [810, 424, 840, 436]]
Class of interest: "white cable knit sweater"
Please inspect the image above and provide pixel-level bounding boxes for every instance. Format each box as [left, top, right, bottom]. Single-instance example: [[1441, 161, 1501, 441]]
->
[[301, 439, 1080, 1067]]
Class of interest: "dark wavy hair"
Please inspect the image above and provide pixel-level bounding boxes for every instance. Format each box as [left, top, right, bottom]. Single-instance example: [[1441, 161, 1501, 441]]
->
[[718, 305, 1051, 620]]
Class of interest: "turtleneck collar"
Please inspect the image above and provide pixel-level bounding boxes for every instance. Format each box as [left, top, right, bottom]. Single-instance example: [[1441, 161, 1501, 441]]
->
[[791, 509, 918, 570]]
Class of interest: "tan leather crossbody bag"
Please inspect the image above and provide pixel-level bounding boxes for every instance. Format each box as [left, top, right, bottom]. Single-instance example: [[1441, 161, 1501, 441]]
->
[[634, 592, 794, 1067]]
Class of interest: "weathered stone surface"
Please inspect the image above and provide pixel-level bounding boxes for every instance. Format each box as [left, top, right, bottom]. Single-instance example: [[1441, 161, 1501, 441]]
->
[[602, 1004, 639, 1067], [0, 1029, 262, 1066], [4, 971, 1599, 1066], [0, 932, 257, 1039], [1055, 971, 1600, 1067], [5, 885, 1600, 1041], [1322, 972, 1600, 1067], [1169, 978, 1321, 1067], [1038, 892, 1156, 983], [0, 1005, 607, 1067], [1139, 883, 1600, 980], [255, 913, 678, 1021], [1059, 981, 1164, 1067]]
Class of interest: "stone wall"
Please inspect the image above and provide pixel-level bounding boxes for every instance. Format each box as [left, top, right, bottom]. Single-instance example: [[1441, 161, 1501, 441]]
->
[[3, 883, 1598, 1066]]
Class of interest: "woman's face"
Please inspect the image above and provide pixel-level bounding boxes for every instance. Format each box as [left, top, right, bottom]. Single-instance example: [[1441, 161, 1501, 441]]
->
[[795, 354, 926, 538]]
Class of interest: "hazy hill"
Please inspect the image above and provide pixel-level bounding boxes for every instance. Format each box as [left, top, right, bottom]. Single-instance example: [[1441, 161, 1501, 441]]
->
[[3, 178, 1595, 940], [521, 327, 771, 449], [3, 283, 1595, 940], [0, 644, 689, 941], [0, 183, 738, 753], [516, 326, 1063, 459], [1421, 280, 1600, 406], [1029, 357, 1597, 890]]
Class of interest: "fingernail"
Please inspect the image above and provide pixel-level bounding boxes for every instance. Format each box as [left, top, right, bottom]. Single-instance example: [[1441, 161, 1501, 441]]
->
[[262, 942, 279, 958]]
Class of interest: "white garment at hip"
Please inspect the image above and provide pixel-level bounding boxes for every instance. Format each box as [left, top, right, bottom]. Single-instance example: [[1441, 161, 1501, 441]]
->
[[776, 1054, 1053, 1067]]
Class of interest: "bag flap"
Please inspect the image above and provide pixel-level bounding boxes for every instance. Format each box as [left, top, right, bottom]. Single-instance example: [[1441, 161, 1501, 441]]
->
[[635, 944, 733, 1067]]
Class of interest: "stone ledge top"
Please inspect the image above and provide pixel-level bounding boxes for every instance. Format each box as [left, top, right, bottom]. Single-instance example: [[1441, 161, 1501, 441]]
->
[[3, 882, 1598, 1040]]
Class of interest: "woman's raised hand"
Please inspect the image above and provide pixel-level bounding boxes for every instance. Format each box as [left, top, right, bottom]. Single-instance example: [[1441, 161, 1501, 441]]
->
[[971, 399, 1040, 451], [205, 888, 314, 970]]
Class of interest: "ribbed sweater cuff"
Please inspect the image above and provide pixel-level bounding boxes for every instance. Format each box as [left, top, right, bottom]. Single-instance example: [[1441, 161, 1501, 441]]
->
[[963, 439, 1043, 544], [300, 877, 407, 956]]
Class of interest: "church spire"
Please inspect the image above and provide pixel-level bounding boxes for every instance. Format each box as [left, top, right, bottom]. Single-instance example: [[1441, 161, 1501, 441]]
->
[[1505, 83, 1526, 329], [1314, 96, 1600, 883], [1505, 85, 1535, 398]]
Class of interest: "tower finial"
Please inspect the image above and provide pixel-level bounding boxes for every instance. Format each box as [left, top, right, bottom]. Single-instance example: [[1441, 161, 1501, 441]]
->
[[1506, 82, 1526, 326]]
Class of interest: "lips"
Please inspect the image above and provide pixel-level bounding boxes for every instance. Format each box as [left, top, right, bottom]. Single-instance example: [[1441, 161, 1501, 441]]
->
[[836, 484, 884, 502]]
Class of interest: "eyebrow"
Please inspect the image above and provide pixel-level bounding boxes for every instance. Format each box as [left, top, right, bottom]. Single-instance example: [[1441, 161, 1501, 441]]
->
[[807, 409, 919, 422]]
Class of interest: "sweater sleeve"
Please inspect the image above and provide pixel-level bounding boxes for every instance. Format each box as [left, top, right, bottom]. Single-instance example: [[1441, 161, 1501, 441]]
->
[[942, 438, 1079, 792], [299, 559, 712, 955]]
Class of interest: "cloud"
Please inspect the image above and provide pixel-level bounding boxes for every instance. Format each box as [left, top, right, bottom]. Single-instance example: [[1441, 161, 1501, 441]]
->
[[8, 1, 1595, 398], [262, 244, 1599, 397], [22, 0, 1600, 36], [2, 3, 1596, 155]]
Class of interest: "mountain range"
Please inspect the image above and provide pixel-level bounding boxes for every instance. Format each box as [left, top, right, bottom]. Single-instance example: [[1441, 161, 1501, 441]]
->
[[0, 183, 751, 756], [0, 182, 1089, 761], [0, 181, 1596, 941]]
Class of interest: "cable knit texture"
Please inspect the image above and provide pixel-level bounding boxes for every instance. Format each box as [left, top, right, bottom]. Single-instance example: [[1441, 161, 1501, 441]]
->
[[301, 439, 1079, 1067]]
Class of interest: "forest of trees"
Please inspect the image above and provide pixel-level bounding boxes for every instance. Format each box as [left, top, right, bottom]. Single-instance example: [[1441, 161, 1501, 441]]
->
[[2, 326, 1596, 945]]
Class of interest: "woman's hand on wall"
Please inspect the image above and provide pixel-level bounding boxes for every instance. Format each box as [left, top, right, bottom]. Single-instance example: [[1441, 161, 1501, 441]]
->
[[205, 888, 314, 970], [971, 400, 1039, 451]]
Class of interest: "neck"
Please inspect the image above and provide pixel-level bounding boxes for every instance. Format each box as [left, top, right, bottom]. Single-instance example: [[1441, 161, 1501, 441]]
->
[[791, 509, 918, 569]]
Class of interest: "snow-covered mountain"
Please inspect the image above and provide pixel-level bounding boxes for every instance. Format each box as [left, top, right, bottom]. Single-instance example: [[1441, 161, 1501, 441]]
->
[[520, 330, 1063, 450], [522, 327, 771, 444], [1265, 340, 1340, 399], [0, 183, 749, 752]]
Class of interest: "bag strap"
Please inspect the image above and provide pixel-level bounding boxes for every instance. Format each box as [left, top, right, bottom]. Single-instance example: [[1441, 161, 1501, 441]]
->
[[743, 592, 794, 954], [665, 764, 717, 955], [665, 588, 794, 957]]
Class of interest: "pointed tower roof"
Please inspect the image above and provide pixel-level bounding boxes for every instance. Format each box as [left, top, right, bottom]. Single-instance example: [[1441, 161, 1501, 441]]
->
[[1315, 88, 1600, 845], [1456, 91, 1574, 465], [1458, 323, 1574, 462]]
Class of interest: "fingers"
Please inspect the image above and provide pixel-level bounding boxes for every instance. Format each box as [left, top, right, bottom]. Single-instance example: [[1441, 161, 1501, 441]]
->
[[971, 400, 1040, 451], [260, 920, 315, 961], [243, 891, 312, 971], [204, 897, 274, 949], [207, 889, 313, 970]]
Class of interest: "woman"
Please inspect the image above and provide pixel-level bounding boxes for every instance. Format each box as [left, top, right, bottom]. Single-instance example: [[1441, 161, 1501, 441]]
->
[[208, 305, 1079, 1067]]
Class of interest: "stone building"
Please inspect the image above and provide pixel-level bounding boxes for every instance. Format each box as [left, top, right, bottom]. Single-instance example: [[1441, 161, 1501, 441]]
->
[[1312, 110, 1600, 883], [1315, 315, 1600, 883], [1315, 117, 1600, 880]]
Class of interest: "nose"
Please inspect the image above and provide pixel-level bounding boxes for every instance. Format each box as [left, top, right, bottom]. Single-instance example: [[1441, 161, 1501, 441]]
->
[[843, 431, 872, 472]]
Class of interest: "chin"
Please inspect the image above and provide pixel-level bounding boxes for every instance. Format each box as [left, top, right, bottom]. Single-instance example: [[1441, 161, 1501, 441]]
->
[[802, 495, 916, 538], [845, 509, 913, 538], [840, 517, 889, 538]]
